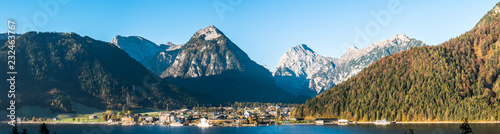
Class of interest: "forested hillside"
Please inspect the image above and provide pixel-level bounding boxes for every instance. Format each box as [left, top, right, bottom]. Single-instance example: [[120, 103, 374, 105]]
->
[[294, 3, 500, 121], [0, 32, 205, 113]]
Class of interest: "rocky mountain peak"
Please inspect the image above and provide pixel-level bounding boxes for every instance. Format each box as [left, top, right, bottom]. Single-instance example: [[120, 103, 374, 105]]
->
[[112, 35, 158, 49], [476, 2, 500, 28], [292, 44, 315, 54], [165, 42, 175, 46], [310, 34, 425, 95], [193, 25, 222, 40], [273, 44, 336, 96], [390, 34, 410, 43], [161, 26, 292, 102], [159, 42, 184, 51], [341, 34, 413, 63], [369, 34, 409, 48], [111, 35, 181, 76], [347, 46, 358, 51], [163, 25, 264, 79], [394, 33, 408, 39]]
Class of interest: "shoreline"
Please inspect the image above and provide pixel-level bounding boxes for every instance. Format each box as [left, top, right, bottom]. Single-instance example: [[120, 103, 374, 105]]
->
[[16, 121, 108, 125], [357, 121, 500, 124], [5, 121, 500, 126]]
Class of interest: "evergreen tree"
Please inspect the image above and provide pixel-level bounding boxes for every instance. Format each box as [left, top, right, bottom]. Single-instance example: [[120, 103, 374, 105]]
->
[[403, 129, 414, 134], [21, 128, 28, 134], [38, 123, 50, 134], [11, 124, 19, 134], [294, 2, 500, 121], [459, 118, 474, 134]]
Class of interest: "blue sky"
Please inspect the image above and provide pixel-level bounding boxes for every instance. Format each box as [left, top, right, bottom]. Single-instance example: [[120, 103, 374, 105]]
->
[[1, 0, 498, 71]]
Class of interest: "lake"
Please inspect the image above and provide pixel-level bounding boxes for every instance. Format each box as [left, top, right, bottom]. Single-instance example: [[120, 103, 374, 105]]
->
[[1, 123, 499, 134]]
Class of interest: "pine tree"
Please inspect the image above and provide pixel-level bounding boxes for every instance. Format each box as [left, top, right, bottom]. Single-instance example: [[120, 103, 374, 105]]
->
[[21, 128, 29, 134], [459, 118, 474, 134], [38, 123, 50, 134], [11, 124, 19, 134], [404, 129, 414, 134], [21, 128, 28, 134]]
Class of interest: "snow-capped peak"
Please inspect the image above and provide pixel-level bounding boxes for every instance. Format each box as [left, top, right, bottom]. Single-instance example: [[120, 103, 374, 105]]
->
[[370, 34, 409, 47], [390, 34, 409, 43], [347, 46, 358, 51], [340, 34, 417, 64], [395, 34, 408, 39], [112, 35, 183, 76], [273, 44, 336, 95], [193, 25, 222, 40], [290, 44, 315, 54]]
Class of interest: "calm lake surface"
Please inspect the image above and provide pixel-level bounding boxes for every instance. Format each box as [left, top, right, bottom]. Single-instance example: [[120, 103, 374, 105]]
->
[[1, 123, 499, 134]]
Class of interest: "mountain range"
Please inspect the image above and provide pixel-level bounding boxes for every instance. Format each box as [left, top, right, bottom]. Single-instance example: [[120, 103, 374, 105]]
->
[[113, 25, 298, 103], [294, 2, 500, 121], [273, 44, 336, 96], [111, 36, 183, 76], [273, 34, 425, 97], [0, 27, 433, 115], [4, 2, 492, 116], [0, 32, 209, 114]]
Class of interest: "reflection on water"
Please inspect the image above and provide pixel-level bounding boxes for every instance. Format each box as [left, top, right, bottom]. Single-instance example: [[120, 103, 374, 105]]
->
[[1, 123, 499, 134]]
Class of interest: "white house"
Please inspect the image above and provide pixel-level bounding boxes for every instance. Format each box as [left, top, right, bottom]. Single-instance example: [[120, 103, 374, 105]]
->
[[243, 111, 251, 118]]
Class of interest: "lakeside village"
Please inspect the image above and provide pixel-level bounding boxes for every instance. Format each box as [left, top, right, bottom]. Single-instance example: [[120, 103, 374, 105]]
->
[[14, 104, 298, 127], [11, 103, 394, 127]]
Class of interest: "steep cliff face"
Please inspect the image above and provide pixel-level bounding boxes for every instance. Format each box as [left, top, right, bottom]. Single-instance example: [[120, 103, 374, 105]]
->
[[274, 34, 425, 97], [273, 44, 336, 96], [161, 25, 270, 79], [162, 25, 294, 102], [112, 36, 182, 75], [310, 34, 426, 93]]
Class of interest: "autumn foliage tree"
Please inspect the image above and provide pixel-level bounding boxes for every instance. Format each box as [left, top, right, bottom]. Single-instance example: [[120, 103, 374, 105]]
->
[[295, 2, 500, 122]]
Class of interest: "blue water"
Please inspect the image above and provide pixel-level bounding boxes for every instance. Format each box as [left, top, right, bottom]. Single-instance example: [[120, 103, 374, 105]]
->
[[1, 123, 499, 134]]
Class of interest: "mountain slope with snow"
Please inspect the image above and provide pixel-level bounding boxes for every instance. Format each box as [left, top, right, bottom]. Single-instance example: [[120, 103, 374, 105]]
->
[[274, 34, 425, 97], [112, 35, 182, 75], [310, 34, 426, 93], [273, 44, 336, 96]]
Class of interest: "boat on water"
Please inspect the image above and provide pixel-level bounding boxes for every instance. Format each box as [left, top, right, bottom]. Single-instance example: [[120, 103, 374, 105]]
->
[[170, 122, 185, 126], [337, 119, 349, 125], [197, 118, 213, 127], [374, 119, 391, 125]]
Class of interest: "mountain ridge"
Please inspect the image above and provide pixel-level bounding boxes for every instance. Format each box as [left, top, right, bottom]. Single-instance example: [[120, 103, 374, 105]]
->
[[161, 25, 297, 102], [112, 35, 182, 75], [273, 44, 336, 96], [294, 2, 500, 121], [0, 32, 203, 114], [273, 34, 425, 97]]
